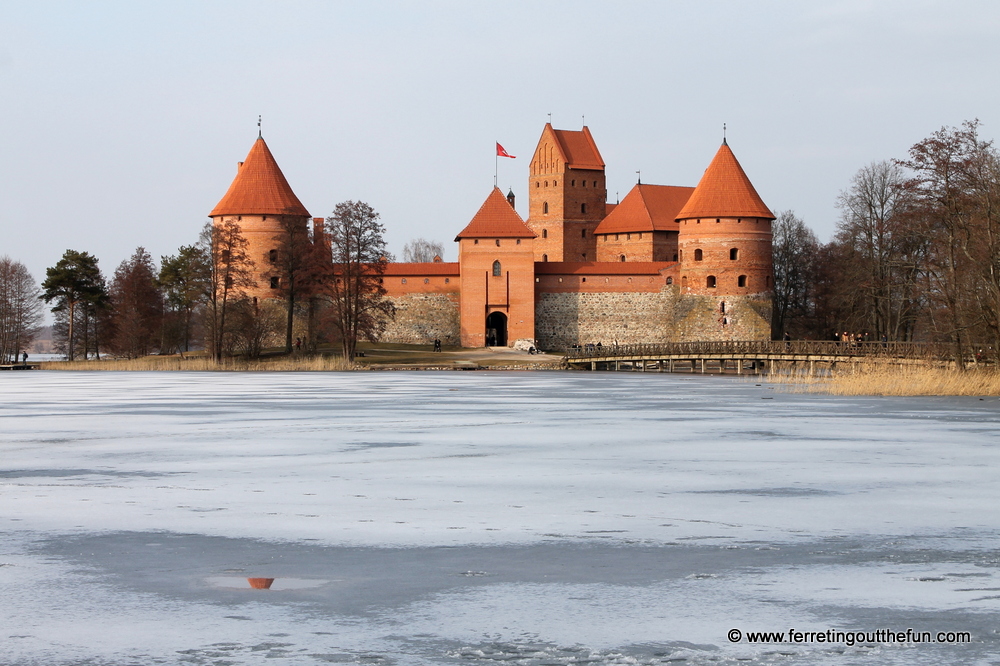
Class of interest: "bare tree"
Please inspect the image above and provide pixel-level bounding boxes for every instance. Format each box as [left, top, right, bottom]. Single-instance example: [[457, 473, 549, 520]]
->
[[834, 161, 925, 341], [108, 247, 163, 358], [323, 201, 394, 361], [266, 217, 324, 353], [0, 257, 43, 363], [402, 238, 445, 262], [200, 220, 256, 362], [770, 211, 819, 339]]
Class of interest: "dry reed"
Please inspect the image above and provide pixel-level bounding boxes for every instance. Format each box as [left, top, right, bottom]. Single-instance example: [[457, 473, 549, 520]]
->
[[40, 354, 357, 372], [772, 363, 1000, 396]]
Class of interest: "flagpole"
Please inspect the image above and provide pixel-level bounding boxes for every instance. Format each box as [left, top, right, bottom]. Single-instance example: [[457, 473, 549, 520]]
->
[[494, 148, 498, 187]]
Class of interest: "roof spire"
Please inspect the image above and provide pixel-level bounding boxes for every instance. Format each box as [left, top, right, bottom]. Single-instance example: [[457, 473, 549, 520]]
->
[[258, 115, 262, 138], [582, 114, 585, 127], [722, 122, 727, 145], [636, 170, 641, 185], [547, 112, 552, 124]]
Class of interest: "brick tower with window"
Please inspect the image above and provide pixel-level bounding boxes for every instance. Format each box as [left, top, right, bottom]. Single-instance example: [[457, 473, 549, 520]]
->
[[209, 135, 313, 302], [455, 187, 536, 347], [525, 124, 607, 263]]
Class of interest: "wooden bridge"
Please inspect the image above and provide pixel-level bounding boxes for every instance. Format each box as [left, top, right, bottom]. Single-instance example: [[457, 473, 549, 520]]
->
[[564, 340, 992, 374]]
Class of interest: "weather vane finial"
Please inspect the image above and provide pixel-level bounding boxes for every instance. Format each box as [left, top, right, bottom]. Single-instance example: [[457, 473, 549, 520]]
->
[[258, 115, 262, 138], [636, 170, 641, 185], [548, 112, 552, 124], [723, 122, 727, 145]]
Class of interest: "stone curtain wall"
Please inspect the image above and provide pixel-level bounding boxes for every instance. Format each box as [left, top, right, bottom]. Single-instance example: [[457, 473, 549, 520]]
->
[[535, 289, 677, 350], [671, 292, 772, 342], [381, 293, 461, 345], [534, 288, 772, 350]]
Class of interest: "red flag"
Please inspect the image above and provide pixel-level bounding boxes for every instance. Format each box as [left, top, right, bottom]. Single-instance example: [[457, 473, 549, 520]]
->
[[496, 142, 516, 159]]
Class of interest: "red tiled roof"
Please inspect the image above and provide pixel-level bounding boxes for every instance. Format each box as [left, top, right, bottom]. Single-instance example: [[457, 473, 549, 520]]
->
[[383, 262, 460, 276], [594, 184, 694, 234], [675, 142, 773, 220], [210, 137, 310, 217], [552, 125, 604, 170], [534, 261, 675, 275], [454, 187, 536, 240]]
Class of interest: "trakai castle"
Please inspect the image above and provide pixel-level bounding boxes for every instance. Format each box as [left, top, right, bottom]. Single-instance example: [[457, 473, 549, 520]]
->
[[210, 124, 775, 350]]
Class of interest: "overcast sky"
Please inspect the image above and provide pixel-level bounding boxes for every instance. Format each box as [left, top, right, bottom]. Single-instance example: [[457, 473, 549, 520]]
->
[[2, 1, 999, 284]]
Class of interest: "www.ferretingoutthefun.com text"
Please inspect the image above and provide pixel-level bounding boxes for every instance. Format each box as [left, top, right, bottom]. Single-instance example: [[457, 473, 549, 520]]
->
[[728, 628, 971, 646]]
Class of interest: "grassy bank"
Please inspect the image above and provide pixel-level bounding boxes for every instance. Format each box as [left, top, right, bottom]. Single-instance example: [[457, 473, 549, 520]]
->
[[775, 364, 1000, 396], [41, 354, 357, 372]]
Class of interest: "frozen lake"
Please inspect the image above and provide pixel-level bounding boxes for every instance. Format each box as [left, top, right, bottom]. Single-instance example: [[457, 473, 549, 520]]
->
[[0, 370, 998, 665]]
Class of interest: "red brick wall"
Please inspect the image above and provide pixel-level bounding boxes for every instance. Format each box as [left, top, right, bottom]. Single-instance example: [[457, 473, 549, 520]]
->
[[212, 214, 309, 302], [677, 217, 772, 297], [595, 230, 678, 263]]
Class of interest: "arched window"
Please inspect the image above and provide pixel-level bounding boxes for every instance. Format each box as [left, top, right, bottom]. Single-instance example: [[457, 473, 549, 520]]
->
[[544, 180, 548, 187], [681, 276, 687, 289], [268, 249, 277, 263], [582, 180, 587, 187], [270, 277, 279, 289], [542, 229, 548, 238], [495, 239, 500, 247], [543, 202, 549, 214], [694, 249, 703, 261], [738, 275, 747, 287], [542, 254, 548, 262], [492, 260, 501, 277], [571, 180, 576, 186], [666, 277, 673, 285], [581, 229, 587, 238], [619, 255, 626, 262], [672, 253, 678, 261], [730, 248, 739, 260], [581, 203, 587, 214], [706, 275, 717, 288], [593, 181, 597, 187]]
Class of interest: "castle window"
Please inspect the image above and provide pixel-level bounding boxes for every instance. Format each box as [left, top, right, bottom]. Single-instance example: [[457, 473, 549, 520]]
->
[[423, 278, 429, 284], [730, 248, 739, 260], [581, 203, 587, 214], [474, 239, 479, 244], [666, 277, 673, 285], [593, 181, 597, 187], [694, 249, 703, 261], [639, 232, 643, 239], [269, 249, 278, 263], [627, 233, 631, 240], [619, 255, 625, 262], [553, 180, 557, 185], [582, 277, 587, 282], [401, 278, 407, 284], [542, 229, 548, 238], [378, 278, 383, 284], [516, 239, 521, 245], [672, 253, 678, 261], [543, 202, 549, 214], [738, 275, 747, 287], [495, 239, 501, 247], [582, 180, 586, 187], [581, 229, 587, 238], [493, 260, 501, 276], [445, 278, 450, 284], [270, 277, 279, 289], [571, 180, 575, 186], [544, 180, 548, 187], [716, 218, 720, 223], [679, 250, 683, 261], [543, 254, 548, 262], [706, 275, 717, 288], [722, 317, 728, 325], [581, 253, 587, 260], [615, 234, 619, 241], [766, 275, 772, 288], [681, 276, 687, 288], [536, 182, 539, 188], [720, 301, 726, 314]]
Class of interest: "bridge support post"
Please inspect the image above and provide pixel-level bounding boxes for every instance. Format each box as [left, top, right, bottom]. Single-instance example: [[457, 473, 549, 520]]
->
[[591, 361, 596, 371], [615, 360, 619, 371], [700, 358, 705, 374], [737, 359, 742, 375], [809, 360, 815, 377], [641, 360, 646, 372], [668, 359, 674, 373], [769, 359, 775, 375]]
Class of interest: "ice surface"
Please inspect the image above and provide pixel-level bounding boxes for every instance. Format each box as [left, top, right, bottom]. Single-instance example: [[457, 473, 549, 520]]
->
[[0, 370, 998, 664]]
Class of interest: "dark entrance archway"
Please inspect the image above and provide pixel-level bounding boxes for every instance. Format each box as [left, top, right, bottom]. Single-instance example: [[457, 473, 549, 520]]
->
[[485, 311, 508, 347]]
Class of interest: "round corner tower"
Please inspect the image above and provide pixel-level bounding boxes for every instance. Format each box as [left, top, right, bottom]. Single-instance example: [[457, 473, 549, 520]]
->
[[674, 140, 774, 340], [208, 135, 311, 302]]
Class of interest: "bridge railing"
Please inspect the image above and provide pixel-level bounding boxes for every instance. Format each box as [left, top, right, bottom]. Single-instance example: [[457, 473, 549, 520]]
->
[[564, 340, 992, 362]]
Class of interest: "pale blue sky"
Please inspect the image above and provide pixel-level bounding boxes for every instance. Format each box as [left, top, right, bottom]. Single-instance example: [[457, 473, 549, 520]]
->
[[2, 1, 999, 283]]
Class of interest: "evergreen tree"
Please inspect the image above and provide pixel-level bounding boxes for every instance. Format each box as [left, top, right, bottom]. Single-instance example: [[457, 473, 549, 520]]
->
[[41, 250, 108, 361]]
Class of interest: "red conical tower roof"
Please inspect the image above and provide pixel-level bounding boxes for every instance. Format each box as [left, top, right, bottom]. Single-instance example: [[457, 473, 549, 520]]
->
[[455, 187, 536, 240], [675, 141, 774, 220], [210, 137, 310, 217]]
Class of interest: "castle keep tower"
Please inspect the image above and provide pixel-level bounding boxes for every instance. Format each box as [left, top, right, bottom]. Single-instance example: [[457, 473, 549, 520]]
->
[[209, 136, 311, 301], [526, 124, 607, 263], [455, 188, 536, 347]]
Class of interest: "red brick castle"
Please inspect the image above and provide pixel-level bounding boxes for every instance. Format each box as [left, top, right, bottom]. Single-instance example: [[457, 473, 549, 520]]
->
[[211, 124, 775, 349]]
